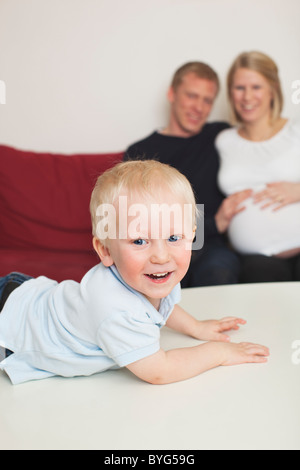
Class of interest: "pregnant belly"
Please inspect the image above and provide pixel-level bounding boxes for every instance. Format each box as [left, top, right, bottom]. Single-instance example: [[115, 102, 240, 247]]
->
[[228, 198, 300, 256]]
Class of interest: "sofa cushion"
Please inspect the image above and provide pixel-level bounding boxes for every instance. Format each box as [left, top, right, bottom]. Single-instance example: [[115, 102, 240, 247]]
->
[[0, 248, 100, 283], [0, 145, 123, 281]]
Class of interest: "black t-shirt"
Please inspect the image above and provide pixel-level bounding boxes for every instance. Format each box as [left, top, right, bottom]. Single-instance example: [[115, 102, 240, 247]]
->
[[125, 122, 230, 240]]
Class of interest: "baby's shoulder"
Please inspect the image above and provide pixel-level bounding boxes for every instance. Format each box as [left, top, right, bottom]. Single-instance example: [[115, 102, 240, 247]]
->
[[82, 264, 142, 315]]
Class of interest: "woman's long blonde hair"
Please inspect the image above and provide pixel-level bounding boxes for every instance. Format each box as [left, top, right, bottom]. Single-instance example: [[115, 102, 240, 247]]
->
[[227, 51, 284, 124]]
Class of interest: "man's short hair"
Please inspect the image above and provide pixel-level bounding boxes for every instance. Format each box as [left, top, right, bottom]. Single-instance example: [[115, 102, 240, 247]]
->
[[171, 62, 220, 93]]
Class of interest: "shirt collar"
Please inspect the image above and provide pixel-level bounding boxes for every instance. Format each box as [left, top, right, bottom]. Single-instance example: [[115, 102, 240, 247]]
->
[[109, 265, 179, 323]]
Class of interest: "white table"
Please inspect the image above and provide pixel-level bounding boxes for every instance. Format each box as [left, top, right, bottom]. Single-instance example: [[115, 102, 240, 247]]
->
[[0, 282, 300, 450]]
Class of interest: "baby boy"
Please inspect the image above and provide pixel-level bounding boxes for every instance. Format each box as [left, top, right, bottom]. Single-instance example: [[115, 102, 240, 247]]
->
[[0, 160, 269, 385]]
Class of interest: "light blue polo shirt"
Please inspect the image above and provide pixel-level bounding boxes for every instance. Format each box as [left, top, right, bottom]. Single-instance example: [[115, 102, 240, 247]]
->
[[0, 264, 181, 385]]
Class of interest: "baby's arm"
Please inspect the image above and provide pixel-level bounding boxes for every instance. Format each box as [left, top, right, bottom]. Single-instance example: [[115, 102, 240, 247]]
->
[[126, 304, 269, 384], [126, 341, 269, 385], [166, 304, 246, 342]]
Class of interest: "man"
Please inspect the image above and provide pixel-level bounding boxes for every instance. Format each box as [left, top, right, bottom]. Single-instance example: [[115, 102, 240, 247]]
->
[[125, 62, 249, 287]]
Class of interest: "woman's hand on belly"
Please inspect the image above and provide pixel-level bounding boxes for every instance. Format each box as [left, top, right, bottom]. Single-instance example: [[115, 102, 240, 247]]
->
[[227, 197, 300, 257], [275, 247, 300, 259], [215, 189, 253, 233], [253, 182, 300, 211]]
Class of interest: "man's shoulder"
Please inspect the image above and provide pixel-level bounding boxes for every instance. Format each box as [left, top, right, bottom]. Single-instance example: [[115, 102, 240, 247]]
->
[[125, 131, 160, 160], [125, 122, 231, 160], [129, 131, 159, 147], [203, 121, 231, 135]]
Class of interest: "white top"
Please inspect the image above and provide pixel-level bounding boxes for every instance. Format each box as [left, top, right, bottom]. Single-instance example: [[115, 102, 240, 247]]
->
[[0, 263, 180, 385], [216, 120, 300, 256]]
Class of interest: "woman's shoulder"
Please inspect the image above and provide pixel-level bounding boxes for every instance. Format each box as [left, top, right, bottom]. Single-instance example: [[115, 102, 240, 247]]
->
[[215, 126, 239, 148], [288, 118, 300, 136]]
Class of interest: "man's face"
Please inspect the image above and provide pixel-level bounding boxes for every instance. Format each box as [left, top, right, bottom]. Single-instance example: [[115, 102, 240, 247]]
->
[[167, 72, 218, 138]]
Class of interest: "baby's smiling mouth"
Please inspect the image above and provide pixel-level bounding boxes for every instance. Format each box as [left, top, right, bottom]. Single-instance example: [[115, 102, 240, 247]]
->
[[145, 272, 172, 281]]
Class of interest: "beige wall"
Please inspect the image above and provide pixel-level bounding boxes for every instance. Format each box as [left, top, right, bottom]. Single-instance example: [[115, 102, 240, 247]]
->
[[0, 0, 299, 153]]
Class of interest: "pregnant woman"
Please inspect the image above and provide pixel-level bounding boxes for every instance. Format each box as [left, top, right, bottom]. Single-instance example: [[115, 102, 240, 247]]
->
[[216, 51, 300, 282]]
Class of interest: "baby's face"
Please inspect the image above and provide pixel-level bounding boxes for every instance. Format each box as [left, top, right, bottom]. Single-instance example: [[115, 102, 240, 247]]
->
[[96, 188, 194, 309]]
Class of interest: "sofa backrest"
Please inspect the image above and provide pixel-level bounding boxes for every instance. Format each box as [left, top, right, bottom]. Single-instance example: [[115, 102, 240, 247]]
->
[[0, 145, 123, 254]]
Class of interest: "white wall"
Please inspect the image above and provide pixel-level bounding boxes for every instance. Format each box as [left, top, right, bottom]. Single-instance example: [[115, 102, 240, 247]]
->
[[0, 0, 299, 153]]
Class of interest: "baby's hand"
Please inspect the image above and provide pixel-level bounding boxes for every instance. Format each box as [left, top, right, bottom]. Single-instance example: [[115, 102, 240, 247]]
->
[[197, 317, 246, 342], [219, 342, 270, 366]]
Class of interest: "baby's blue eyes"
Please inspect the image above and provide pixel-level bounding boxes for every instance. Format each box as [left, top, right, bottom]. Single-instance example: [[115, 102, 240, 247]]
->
[[168, 235, 181, 242], [132, 235, 182, 245], [133, 239, 147, 246]]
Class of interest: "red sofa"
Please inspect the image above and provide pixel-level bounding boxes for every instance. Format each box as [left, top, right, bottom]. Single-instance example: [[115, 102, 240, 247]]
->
[[0, 145, 123, 282]]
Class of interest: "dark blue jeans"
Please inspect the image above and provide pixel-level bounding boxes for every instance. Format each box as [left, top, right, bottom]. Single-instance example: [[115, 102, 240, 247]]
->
[[181, 238, 240, 288], [0, 272, 33, 357], [239, 254, 300, 283], [0, 272, 33, 302]]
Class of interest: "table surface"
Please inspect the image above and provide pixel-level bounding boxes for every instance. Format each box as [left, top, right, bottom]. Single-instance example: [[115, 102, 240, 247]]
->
[[0, 282, 300, 450]]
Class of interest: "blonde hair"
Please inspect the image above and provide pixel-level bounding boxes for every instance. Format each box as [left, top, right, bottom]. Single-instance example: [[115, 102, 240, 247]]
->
[[171, 62, 220, 94], [90, 160, 198, 244], [227, 51, 284, 124]]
